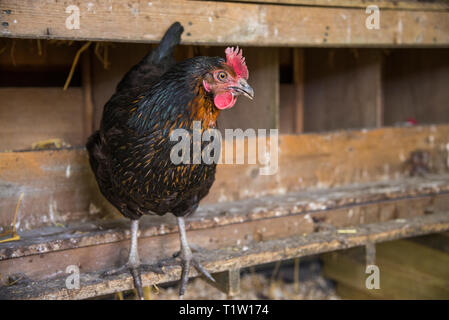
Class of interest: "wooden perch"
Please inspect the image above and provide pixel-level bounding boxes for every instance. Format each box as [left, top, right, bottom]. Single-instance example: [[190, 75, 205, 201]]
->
[[1, 212, 448, 299]]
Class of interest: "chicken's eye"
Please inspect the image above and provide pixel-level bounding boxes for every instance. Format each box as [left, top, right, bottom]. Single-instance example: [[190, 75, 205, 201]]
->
[[217, 71, 227, 81]]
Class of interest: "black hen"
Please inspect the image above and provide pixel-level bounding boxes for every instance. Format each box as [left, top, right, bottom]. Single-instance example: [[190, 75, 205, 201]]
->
[[86, 22, 254, 299]]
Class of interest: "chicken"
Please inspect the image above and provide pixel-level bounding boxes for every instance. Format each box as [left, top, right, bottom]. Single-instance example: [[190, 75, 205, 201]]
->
[[86, 22, 254, 299]]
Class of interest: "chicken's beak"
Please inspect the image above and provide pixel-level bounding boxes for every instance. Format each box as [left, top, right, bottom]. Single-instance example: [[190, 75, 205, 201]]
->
[[231, 79, 254, 100]]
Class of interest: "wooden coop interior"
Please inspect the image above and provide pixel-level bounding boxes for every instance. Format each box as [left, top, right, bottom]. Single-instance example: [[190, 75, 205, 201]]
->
[[0, 0, 449, 299]]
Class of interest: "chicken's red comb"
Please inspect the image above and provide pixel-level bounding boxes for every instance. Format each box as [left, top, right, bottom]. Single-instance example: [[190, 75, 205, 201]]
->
[[225, 47, 248, 79]]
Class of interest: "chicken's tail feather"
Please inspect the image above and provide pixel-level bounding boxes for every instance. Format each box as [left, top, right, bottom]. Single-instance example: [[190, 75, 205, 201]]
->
[[154, 22, 184, 65], [116, 22, 184, 93]]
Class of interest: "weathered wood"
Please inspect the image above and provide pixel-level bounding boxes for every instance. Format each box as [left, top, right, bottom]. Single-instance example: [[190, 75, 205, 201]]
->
[[223, 0, 449, 11], [2, 176, 449, 261], [0, 176, 448, 290], [1, 1, 449, 46], [1, 124, 449, 230], [1, 212, 448, 299], [211, 268, 241, 297]]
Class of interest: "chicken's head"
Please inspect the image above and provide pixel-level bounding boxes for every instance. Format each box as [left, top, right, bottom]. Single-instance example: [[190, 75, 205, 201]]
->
[[202, 47, 254, 110]]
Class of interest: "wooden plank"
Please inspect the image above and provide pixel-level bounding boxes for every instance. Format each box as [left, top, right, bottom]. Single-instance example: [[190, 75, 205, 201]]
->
[[223, 0, 449, 11], [2, 178, 449, 261], [304, 49, 383, 132], [0, 88, 84, 151], [1, 1, 449, 46], [209, 124, 449, 203], [1, 124, 449, 230], [1, 212, 448, 299]]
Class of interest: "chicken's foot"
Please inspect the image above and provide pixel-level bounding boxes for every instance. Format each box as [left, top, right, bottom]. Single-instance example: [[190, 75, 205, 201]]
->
[[176, 216, 215, 299], [102, 219, 163, 300]]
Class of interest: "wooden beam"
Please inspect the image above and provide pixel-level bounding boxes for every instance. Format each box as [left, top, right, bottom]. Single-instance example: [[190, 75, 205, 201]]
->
[[1, 212, 448, 299], [293, 48, 304, 133], [1, 1, 448, 46], [224, 0, 449, 11]]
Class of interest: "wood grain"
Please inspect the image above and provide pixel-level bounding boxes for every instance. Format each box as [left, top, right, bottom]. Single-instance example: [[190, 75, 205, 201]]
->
[[223, 0, 449, 11], [1, 0, 448, 46]]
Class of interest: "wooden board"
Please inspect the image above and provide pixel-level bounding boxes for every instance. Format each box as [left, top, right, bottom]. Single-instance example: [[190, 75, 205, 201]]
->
[[1, 124, 449, 230], [223, 0, 449, 11], [2, 177, 449, 260], [304, 49, 383, 132], [1, 212, 448, 299], [0, 88, 84, 151], [1, 1, 449, 46]]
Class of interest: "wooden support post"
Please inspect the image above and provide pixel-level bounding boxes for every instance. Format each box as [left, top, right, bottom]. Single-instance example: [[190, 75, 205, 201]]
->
[[82, 48, 94, 140], [365, 241, 376, 266], [293, 48, 304, 133], [323, 236, 449, 299], [374, 52, 383, 128], [211, 268, 241, 298]]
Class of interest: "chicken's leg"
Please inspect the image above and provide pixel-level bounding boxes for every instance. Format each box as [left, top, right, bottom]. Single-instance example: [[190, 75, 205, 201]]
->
[[128, 219, 144, 299], [103, 219, 162, 300], [177, 216, 215, 299]]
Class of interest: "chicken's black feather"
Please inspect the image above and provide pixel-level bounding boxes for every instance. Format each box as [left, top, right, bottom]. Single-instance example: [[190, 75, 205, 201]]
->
[[87, 23, 223, 220], [116, 22, 184, 93]]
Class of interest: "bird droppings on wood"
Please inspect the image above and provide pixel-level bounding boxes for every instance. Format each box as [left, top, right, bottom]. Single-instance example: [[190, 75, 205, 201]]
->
[[1, 213, 448, 300]]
